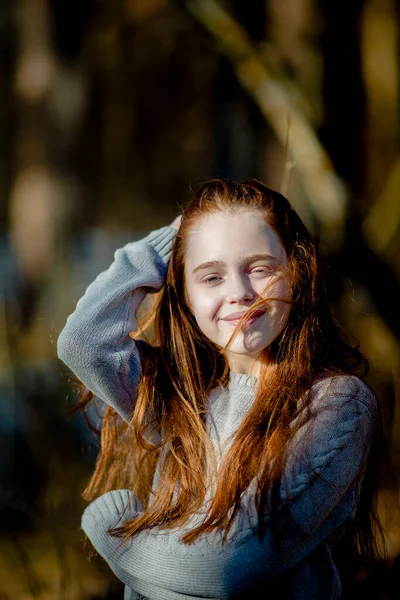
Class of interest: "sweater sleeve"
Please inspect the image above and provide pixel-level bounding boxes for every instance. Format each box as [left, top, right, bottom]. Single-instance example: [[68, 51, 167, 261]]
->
[[57, 226, 177, 422], [79, 376, 378, 598]]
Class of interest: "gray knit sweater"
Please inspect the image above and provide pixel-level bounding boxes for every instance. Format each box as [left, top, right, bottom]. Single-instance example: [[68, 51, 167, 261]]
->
[[57, 226, 377, 599]]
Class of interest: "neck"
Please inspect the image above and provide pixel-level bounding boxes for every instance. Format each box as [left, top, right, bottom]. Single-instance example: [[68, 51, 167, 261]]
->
[[226, 352, 261, 377]]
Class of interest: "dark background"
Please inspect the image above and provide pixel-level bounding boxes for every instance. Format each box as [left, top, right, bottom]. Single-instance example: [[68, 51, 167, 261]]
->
[[1, 1, 400, 598]]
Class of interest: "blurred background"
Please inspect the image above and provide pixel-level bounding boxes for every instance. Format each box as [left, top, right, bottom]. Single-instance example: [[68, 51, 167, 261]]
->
[[1, 0, 400, 598]]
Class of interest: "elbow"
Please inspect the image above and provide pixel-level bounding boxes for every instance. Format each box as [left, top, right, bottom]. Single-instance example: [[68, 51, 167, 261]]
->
[[57, 319, 91, 376], [57, 326, 78, 374], [57, 324, 72, 366]]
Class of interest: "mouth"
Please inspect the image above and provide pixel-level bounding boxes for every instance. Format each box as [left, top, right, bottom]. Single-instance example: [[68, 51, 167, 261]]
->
[[221, 310, 264, 326]]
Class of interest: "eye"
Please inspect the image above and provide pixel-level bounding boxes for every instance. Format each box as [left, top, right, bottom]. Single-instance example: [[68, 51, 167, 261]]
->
[[249, 266, 275, 276], [202, 275, 222, 285]]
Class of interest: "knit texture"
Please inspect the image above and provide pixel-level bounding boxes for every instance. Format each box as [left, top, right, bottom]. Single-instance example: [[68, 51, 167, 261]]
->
[[58, 226, 377, 599]]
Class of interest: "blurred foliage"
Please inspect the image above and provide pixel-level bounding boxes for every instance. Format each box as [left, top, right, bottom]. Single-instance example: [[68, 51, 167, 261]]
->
[[0, 0, 400, 598]]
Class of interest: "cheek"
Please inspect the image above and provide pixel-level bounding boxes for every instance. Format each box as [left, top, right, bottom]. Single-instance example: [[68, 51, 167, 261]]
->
[[259, 276, 291, 300], [184, 277, 198, 313], [277, 278, 291, 301], [275, 281, 292, 325], [186, 286, 221, 323], [263, 278, 292, 326]]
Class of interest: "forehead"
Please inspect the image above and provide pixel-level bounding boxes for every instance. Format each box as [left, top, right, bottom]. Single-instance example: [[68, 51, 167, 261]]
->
[[184, 210, 287, 268]]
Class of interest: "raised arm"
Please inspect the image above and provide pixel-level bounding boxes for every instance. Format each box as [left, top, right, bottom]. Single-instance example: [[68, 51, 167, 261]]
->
[[57, 225, 177, 422]]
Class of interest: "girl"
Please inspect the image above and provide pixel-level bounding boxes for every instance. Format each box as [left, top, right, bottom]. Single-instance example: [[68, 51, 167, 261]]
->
[[58, 179, 383, 599]]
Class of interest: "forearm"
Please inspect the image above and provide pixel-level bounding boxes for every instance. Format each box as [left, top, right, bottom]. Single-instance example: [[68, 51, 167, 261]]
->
[[57, 226, 177, 420]]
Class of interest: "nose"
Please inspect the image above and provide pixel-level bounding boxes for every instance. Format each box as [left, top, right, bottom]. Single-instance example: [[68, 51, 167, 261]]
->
[[225, 274, 255, 304]]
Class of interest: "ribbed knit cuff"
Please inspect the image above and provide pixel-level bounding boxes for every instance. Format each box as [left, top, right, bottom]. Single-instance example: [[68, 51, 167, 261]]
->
[[82, 489, 144, 540], [140, 226, 177, 263]]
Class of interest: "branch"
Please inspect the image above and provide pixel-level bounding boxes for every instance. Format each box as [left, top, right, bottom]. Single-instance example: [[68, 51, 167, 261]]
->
[[362, 156, 400, 255], [187, 0, 347, 244]]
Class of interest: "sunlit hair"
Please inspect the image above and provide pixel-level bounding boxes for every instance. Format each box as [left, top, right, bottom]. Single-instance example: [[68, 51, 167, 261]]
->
[[72, 179, 385, 572]]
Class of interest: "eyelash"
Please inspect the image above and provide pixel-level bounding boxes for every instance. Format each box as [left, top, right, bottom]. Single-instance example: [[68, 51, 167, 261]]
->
[[203, 275, 221, 284], [252, 267, 272, 274]]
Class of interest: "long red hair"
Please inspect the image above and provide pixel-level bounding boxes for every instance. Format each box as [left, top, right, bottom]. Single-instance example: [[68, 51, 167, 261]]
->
[[73, 179, 384, 567]]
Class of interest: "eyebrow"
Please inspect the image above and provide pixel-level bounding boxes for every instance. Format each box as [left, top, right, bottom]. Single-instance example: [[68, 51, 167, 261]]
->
[[191, 253, 277, 275]]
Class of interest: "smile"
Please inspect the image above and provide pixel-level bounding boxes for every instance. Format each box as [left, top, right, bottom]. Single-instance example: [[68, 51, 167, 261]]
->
[[221, 310, 264, 326]]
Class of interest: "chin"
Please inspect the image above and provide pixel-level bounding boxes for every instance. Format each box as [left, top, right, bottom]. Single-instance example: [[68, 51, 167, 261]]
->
[[224, 338, 268, 357]]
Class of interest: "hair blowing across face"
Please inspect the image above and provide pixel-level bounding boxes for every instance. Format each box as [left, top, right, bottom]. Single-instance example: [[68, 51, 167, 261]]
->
[[75, 179, 384, 570]]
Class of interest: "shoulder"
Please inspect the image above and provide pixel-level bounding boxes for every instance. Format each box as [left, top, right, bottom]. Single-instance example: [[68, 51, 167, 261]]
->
[[285, 375, 379, 500], [290, 374, 379, 457], [309, 373, 378, 417]]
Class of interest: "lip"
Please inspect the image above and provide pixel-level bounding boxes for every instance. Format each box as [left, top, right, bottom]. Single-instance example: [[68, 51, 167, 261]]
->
[[221, 310, 264, 324]]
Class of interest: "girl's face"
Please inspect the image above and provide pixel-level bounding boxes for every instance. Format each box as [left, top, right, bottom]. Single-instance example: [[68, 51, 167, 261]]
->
[[184, 209, 291, 372]]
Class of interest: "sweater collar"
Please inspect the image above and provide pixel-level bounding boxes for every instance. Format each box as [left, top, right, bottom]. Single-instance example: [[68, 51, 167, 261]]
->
[[228, 371, 259, 392]]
